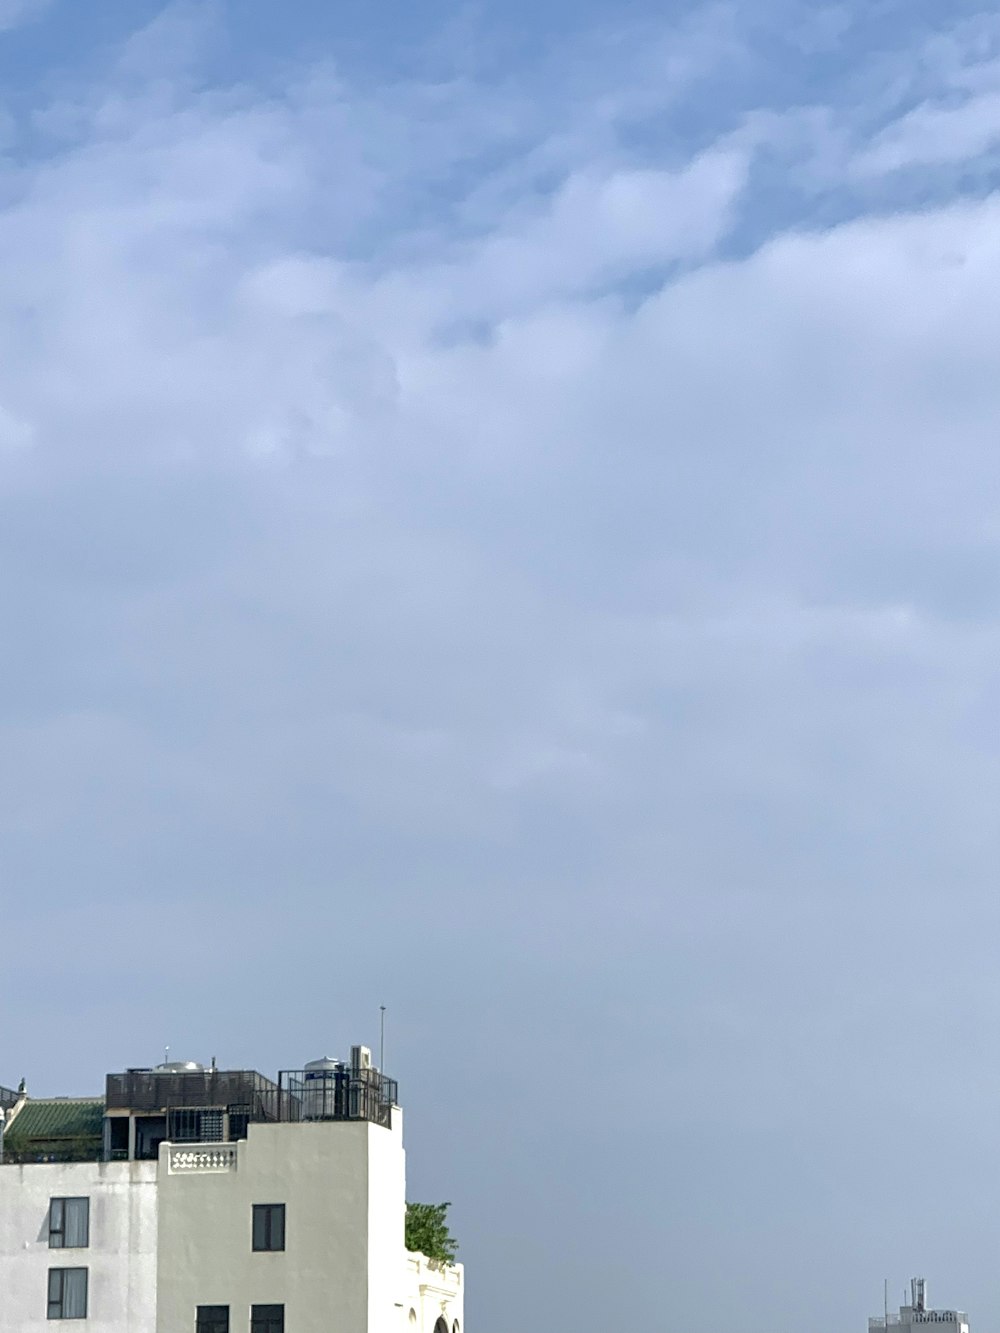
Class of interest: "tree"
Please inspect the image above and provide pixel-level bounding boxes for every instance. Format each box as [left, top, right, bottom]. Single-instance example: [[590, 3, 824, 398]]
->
[[405, 1201, 458, 1266]]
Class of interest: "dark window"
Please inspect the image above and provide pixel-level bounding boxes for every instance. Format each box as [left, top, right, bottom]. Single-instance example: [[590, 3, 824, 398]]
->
[[168, 1107, 201, 1142], [228, 1105, 251, 1140], [168, 1108, 226, 1143], [196, 1307, 229, 1333], [48, 1200, 89, 1249], [251, 1305, 284, 1333], [135, 1115, 167, 1161], [47, 1268, 88, 1319], [252, 1203, 285, 1252]]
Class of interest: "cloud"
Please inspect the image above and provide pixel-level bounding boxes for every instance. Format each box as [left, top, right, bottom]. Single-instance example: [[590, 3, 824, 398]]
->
[[857, 90, 1000, 173], [2, 5, 1000, 1332]]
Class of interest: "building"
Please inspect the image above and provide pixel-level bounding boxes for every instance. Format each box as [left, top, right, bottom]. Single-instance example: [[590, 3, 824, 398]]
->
[[869, 1279, 969, 1333], [0, 1047, 464, 1333]]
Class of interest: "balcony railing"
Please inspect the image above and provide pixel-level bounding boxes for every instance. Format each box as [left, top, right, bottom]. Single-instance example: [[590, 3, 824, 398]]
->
[[0, 1143, 103, 1165], [166, 1142, 238, 1174]]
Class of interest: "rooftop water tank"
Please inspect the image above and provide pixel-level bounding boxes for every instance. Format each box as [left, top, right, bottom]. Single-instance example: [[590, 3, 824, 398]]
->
[[303, 1057, 344, 1120]]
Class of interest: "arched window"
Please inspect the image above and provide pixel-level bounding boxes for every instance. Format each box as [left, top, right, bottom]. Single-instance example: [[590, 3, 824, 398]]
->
[[408, 1313, 417, 1326], [434, 1318, 449, 1333]]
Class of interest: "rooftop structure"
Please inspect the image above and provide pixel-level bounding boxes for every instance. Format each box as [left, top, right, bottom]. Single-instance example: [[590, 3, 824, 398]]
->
[[0, 1042, 463, 1333], [1, 1045, 397, 1164], [870, 1279, 969, 1333]]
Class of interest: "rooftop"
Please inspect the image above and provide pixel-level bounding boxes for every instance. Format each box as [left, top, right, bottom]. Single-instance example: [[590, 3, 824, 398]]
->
[[2, 1098, 104, 1164], [1, 1045, 398, 1165]]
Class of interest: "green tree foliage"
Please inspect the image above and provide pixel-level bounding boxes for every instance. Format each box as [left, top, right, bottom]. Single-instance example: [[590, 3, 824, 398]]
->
[[405, 1201, 458, 1266]]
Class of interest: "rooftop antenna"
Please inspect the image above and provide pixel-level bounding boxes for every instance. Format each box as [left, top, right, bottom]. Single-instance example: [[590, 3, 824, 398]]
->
[[884, 1280, 888, 1327], [380, 1006, 386, 1072], [164, 1045, 170, 1066]]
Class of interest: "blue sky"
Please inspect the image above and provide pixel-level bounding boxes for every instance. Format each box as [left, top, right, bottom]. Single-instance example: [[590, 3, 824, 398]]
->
[[2, 2, 1000, 1331]]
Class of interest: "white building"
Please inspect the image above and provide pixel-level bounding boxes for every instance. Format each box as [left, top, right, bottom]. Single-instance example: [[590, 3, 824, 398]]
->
[[0, 1049, 464, 1333], [870, 1279, 969, 1333]]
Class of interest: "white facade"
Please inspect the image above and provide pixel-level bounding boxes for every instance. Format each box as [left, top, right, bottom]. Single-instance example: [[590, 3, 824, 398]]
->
[[156, 1116, 425, 1333], [0, 1159, 157, 1330], [0, 1063, 464, 1333], [401, 1252, 464, 1333]]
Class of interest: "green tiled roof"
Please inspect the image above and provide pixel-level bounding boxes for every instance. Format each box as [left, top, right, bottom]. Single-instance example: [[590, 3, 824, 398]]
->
[[7, 1099, 104, 1143]]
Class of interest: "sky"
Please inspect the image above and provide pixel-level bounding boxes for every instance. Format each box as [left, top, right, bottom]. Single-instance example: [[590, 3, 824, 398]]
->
[[1, 0, 999, 1330]]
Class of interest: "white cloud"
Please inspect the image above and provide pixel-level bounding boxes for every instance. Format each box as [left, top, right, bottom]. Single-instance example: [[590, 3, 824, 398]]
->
[[857, 89, 1000, 173], [3, 9, 1000, 1332]]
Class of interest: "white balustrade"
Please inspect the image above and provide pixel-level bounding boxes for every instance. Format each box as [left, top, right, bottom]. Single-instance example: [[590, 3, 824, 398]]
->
[[166, 1143, 238, 1174]]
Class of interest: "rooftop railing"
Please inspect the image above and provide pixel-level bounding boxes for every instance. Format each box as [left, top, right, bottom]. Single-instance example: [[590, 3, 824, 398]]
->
[[106, 1069, 280, 1116], [105, 1064, 397, 1130], [869, 1317, 968, 1329], [276, 1067, 397, 1128]]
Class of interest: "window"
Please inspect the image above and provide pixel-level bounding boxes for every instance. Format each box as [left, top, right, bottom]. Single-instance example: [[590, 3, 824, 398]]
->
[[47, 1268, 88, 1319], [251, 1305, 284, 1333], [48, 1199, 89, 1250], [196, 1307, 229, 1333], [252, 1203, 285, 1252], [168, 1108, 225, 1143]]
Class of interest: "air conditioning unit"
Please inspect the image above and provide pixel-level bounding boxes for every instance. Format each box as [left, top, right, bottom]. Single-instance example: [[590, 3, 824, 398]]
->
[[351, 1045, 372, 1072]]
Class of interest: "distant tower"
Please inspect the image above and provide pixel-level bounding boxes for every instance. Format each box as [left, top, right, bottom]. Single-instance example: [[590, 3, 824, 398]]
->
[[870, 1278, 968, 1333]]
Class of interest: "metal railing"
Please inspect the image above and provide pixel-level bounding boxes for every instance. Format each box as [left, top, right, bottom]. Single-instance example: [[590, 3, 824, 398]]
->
[[870, 1318, 968, 1329], [106, 1069, 280, 1116], [0, 1141, 103, 1165], [277, 1067, 396, 1128], [0, 1085, 19, 1112], [104, 1061, 396, 1129]]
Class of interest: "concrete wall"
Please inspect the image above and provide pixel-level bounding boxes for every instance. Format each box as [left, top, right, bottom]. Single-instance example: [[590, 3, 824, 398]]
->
[[0, 1110, 463, 1333], [156, 1118, 405, 1333], [0, 1159, 158, 1331], [368, 1109, 407, 1333]]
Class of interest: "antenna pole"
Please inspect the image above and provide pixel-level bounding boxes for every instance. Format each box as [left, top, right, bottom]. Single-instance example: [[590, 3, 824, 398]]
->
[[379, 1006, 386, 1072], [885, 1280, 888, 1327]]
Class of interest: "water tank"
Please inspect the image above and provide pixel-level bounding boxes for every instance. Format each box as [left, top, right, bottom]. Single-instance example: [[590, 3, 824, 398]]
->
[[153, 1061, 205, 1074], [303, 1057, 344, 1119]]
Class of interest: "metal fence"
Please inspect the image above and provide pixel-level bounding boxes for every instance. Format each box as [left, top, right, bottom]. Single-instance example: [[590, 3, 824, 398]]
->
[[106, 1069, 281, 1117], [105, 1065, 397, 1129], [277, 1068, 397, 1128], [1, 1142, 103, 1165]]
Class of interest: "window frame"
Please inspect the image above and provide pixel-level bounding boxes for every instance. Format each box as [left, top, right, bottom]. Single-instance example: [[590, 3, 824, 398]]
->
[[195, 1306, 230, 1333], [48, 1198, 90, 1250], [252, 1203, 286, 1252], [251, 1304, 285, 1333], [47, 1266, 88, 1320]]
